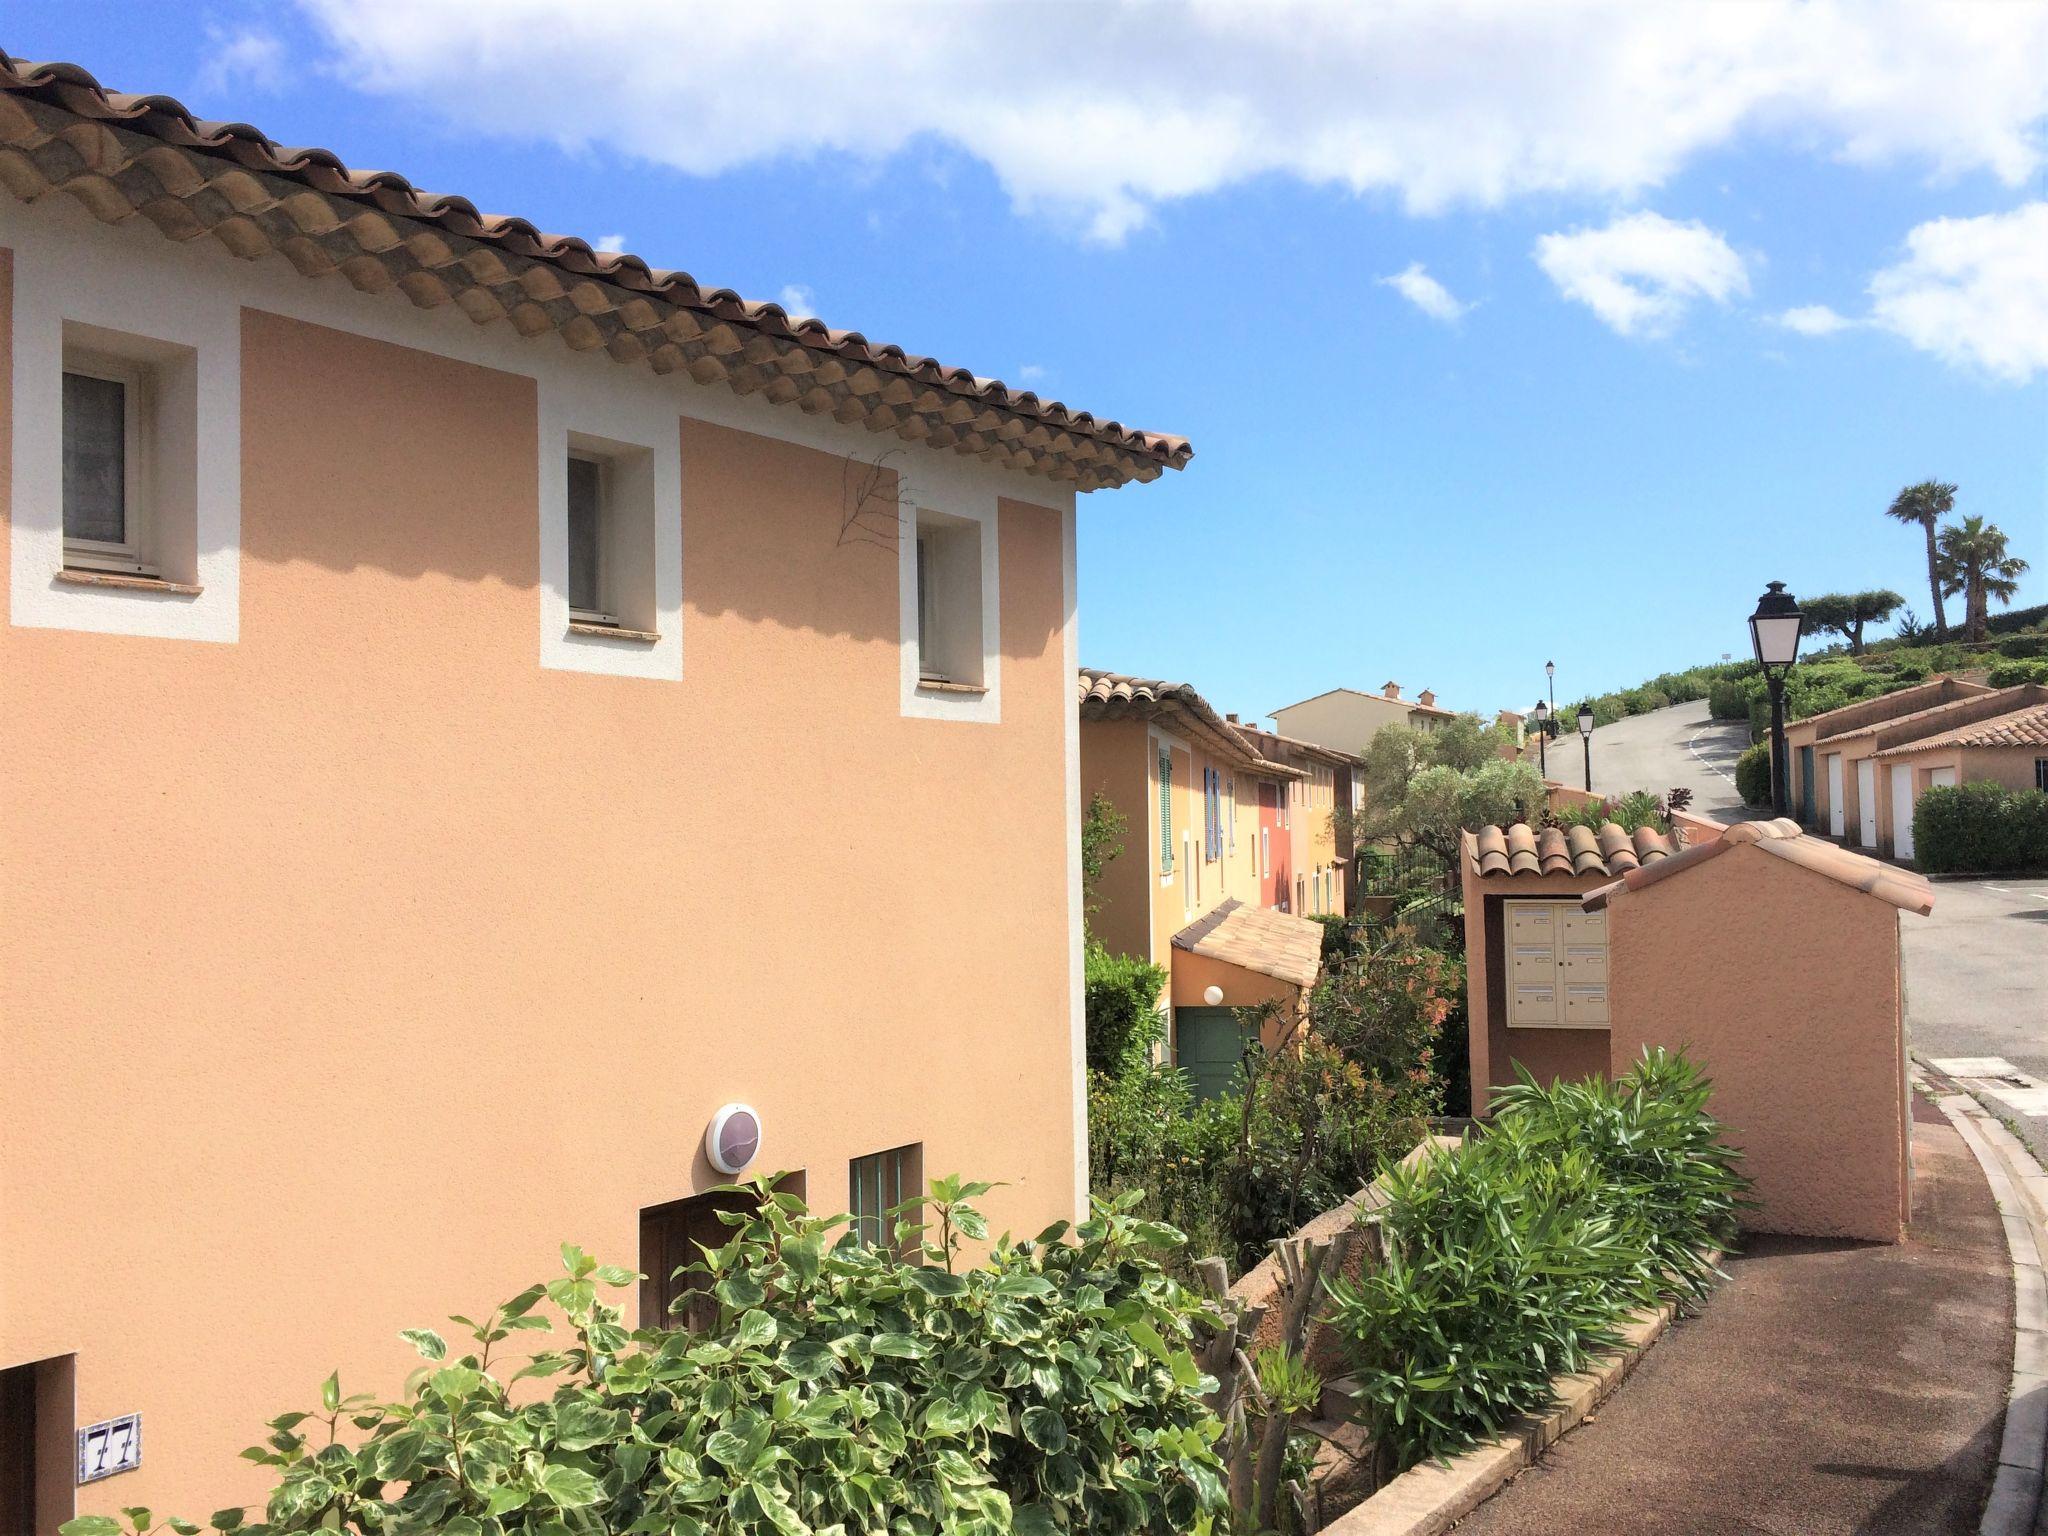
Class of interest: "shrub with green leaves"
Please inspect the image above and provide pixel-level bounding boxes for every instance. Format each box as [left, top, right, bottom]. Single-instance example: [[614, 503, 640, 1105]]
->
[[69, 1181, 1231, 1536], [1734, 741, 1772, 806], [1914, 782, 2048, 873], [1083, 939, 1168, 1073], [1323, 1050, 1745, 1471], [1986, 659, 2048, 688]]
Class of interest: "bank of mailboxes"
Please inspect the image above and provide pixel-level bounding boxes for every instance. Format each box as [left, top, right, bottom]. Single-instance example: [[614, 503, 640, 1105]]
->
[[1506, 901, 1609, 1028]]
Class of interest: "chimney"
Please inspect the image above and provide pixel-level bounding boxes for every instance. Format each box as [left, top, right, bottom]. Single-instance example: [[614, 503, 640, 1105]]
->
[[1225, 713, 1239, 724], [1382, 680, 1402, 699], [1418, 689, 1437, 708]]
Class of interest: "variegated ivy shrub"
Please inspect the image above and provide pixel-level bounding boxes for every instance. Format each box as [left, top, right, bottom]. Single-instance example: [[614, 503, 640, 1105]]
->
[[63, 1177, 1230, 1536]]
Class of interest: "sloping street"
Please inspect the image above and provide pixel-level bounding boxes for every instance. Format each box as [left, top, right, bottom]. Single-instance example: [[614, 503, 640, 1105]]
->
[[1575, 698, 1757, 822]]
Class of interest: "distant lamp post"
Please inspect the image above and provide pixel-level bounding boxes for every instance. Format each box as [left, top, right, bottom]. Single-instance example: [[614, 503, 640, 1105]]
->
[[1533, 698, 1551, 777], [1577, 703, 1595, 792], [1748, 581, 1805, 816]]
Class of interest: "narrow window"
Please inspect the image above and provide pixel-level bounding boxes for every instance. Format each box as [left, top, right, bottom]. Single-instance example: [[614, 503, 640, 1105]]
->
[[850, 1143, 923, 1255], [2037, 758, 2047, 793], [566, 454, 611, 624], [913, 509, 985, 688], [62, 356, 154, 576], [1227, 778, 1237, 850]]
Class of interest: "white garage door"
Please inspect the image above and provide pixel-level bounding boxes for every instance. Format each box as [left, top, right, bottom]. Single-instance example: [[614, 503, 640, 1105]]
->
[[1827, 754, 1845, 837], [1932, 766, 1957, 788], [1857, 759, 1878, 847], [1892, 764, 1916, 860]]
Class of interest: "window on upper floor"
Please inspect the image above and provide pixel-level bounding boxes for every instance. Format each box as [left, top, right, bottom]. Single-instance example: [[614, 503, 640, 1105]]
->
[[915, 509, 985, 689], [2037, 758, 2048, 793], [59, 326, 198, 586], [563, 439, 658, 639]]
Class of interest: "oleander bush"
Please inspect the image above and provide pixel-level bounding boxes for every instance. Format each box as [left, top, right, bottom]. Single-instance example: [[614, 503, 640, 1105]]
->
[[1324, 1050, 1745, 1472], [1914, 782, 2048, 873], [69, 1181, 1232, 1536]]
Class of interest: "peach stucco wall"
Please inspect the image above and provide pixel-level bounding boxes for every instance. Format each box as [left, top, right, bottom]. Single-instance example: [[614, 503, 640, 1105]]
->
[[1604, 846, 1909, 1242], [1079, 717, 1152, 962], [2, 299, 1081, 1518]]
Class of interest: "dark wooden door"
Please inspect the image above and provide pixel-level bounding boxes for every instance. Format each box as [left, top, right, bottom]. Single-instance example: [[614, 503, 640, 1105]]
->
[[638, 1174, 805, 1331], [0, 1363, 37, 1536]]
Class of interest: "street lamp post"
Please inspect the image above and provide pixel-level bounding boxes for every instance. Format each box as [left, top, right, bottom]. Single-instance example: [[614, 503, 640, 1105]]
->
[[1533, 698, 1550, 778], [1577, 703, 1595, 793], [1748, 581, 1805, 817]]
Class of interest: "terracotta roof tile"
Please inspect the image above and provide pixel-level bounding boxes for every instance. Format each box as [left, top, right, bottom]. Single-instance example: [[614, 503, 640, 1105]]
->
[[1874, 701, 2048, 756], [1468, 820, 1676, 880], [1172, 899, 1323, 990], [1078, 669, 1302, 777], [0, 51, 1186, 492], [1813, 684, 2047, 749], [1580, 817, 1934, 916]]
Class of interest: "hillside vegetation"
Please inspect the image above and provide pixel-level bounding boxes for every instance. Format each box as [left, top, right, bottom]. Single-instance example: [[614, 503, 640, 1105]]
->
[[1568, 601, 2048, 742]]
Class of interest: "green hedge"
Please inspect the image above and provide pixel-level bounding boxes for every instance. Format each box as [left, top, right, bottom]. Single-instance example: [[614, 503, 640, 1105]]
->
[[1735, 742, 1772, 807], [1914, 783, 2048, 873], [1084, 940, 1167, 1073], [1987, 660, 2048, 688]]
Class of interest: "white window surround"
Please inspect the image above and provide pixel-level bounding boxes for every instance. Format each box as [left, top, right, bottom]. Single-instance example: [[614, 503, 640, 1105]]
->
[[537, 401, 681, 681], [8, 223, 240, 643], [898, 472, 1000, 723]]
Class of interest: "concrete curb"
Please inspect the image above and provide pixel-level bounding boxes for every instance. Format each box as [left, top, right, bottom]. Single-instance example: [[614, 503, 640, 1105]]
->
[[1320, 1271, 1709, 1536], [1929, 1089, 2048, 1536]]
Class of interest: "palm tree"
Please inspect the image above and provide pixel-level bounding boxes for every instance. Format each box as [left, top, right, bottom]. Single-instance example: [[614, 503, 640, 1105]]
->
[[1885, 481, 1956, 641], [1936, 515, 2029, 644]]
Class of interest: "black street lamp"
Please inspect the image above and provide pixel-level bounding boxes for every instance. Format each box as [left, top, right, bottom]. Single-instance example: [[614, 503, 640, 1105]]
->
[[1533, 698, 1551, 777], [1577, 703, 1595, 792], [1748, 581, 1805, 816]]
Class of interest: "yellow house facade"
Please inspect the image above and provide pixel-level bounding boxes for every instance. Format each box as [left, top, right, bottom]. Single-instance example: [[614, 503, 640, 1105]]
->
[[0, 55, 1190, 1526], [1078, 670, 1327, 1100]]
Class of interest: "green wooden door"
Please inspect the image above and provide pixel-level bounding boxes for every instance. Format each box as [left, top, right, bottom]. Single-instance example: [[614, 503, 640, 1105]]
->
[[1175, 1007, 1248, 1103]]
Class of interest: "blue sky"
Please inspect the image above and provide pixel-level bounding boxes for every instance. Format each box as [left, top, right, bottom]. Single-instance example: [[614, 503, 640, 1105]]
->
[[12, 3, 2044, 723]]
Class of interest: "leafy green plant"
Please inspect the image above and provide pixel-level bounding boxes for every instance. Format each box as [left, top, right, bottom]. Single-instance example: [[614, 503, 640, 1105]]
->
[[1323, 1051, 1745, 1471], [1081, 791, 1127, 926], [1986, 660, 2048, 688], [72, 1182, 1233, 1536], [1914, 782, 2048, 873], [1084, 939, 1168, 1073], [1734, 741, 1771, 807]]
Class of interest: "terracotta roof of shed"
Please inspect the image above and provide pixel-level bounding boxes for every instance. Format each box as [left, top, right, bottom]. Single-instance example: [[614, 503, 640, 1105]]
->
[[1172, 900, 1324, 990], [1581, 818, 1934, 916], [1078, 670, 1303, 777], [1467, 821, 1677, 879], [1812, 687, 2029, 749], [0, 51, 1185, 492], [1874, 701, 2048, 756]]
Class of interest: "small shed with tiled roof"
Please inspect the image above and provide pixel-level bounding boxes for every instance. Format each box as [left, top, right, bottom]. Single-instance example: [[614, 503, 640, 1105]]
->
[[1466, 814, 1931, 1243]]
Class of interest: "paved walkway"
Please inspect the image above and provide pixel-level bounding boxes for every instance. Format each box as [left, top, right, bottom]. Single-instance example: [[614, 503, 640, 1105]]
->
[[1454, 1101, 2012, 1535]]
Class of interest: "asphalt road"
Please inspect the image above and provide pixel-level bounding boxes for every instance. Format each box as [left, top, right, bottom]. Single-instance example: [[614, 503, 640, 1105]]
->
[[1907, 876, 2048, 1166], [1570, 697, 1758, 823]]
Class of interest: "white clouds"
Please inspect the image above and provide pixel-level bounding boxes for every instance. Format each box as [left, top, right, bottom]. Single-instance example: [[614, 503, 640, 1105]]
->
[[1017, 364, 1049, 384], [1380, 262, 1470, 323], [198, 24, 286, 95], [1533, 213, 1748, 338], [293, 0, 2048, 243], [593, 233, 628, 254], [1774, 304, 1857, 336], [777, 284, 816, 320], [1866, 203, 2048, 384]]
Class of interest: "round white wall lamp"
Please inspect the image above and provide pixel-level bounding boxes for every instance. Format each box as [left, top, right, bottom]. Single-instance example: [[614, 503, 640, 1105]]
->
[[705, 1103, 762, 1176], [1203, 985, 1225, 1006]]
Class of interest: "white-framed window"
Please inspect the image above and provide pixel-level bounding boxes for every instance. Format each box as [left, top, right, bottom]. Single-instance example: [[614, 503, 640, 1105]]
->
[[560, 434, 658, 638], [61, 350, 155, 577], [914, 508, 985, 688], [1158, 746, 1175, 877]]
